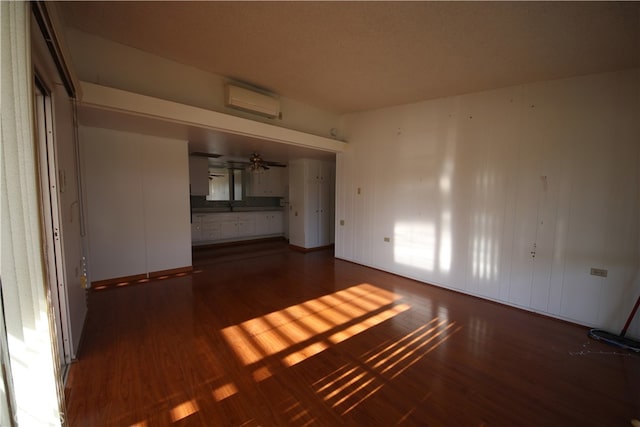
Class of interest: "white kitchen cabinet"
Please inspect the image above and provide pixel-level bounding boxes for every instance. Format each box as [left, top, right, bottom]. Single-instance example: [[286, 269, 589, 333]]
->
[[271, 168, 286, 196], [237, 216, 257, 237], [271, 211, 285, 235], [256, 211, 284, 236], [288, 159, 335, 249], [212, 212, 250, 239], [192, 211, 282, 245], [219, 220, 238, 239], [201, 219, 222, 241], [189, 156, 209, 196], [245, 173, 263, 197], [246, 168, 286, 197], [191, 216, 203, 242]]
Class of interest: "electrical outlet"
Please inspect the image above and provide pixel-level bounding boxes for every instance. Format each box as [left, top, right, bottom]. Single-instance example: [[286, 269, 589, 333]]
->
[[340, 220, 345, 226], [590, 268, 608, 278], [383, 237, 390, 242]]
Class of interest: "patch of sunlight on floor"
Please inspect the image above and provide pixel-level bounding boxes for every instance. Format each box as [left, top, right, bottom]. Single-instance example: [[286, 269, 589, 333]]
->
[[212, 382, 239, 402], [252, 365, 274, 381], [312, 318, 461, 415], [169, 399, 199, 422], [221, 283, 405, 367]]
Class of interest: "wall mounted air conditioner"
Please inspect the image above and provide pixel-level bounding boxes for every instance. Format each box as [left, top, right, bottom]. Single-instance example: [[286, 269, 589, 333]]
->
[[224, 84, 280, 118]]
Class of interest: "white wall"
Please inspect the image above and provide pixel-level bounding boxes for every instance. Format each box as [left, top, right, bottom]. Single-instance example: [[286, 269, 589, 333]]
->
[[336, 69, 640, 336], [81, 126, 191, 282], [65, 29, 343, 140], [52, 84, 87, 357]]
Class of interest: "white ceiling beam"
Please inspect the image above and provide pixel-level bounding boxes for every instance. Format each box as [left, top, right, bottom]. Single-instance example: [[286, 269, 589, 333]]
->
[[79, 81, 346, 154]]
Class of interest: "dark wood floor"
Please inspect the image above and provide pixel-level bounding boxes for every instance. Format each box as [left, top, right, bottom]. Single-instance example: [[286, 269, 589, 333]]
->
[[65, 241, 640, 426]]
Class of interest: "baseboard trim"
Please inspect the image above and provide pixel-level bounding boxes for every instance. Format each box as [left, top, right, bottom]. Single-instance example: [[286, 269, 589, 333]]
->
[[288, 243, 335, 253], [149, 266, 193, 278], [92, 274, 147, 289], [91, 265, 193, 289]]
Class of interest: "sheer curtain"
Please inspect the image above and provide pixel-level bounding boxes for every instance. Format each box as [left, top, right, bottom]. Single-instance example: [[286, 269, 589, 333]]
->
[[1, 1, 63, 425]]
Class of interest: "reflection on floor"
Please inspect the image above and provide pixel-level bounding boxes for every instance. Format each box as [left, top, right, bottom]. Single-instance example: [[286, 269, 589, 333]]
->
[[65, 240, 640, 426]]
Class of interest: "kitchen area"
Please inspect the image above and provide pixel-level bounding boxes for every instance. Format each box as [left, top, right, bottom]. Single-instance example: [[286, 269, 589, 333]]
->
[[189, 154, 288, 246], [189, 153, 336, 251]]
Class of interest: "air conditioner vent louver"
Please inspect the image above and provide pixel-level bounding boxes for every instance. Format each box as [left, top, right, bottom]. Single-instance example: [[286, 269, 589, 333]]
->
[[224, 84, 280, 118]]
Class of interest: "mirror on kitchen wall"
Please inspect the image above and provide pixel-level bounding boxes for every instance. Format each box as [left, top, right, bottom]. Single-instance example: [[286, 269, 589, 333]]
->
[[233, 169, 243, 201], [205, 167, 243, 201]]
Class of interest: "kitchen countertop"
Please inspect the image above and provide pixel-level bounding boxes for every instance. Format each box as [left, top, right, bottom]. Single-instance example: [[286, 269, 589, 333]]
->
[[191, 207, 284, 214]]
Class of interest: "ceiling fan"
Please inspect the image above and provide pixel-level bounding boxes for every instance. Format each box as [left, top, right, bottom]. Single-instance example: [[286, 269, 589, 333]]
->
[[190, 151, 286, 171], [247, 152, 286, 172]]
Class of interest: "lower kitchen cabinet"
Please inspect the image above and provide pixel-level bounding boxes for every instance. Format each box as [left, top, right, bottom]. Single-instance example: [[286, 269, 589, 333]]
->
[[192, 211, 284, 245], [191, 221, 202, 241], [256, 211, 284, 236]]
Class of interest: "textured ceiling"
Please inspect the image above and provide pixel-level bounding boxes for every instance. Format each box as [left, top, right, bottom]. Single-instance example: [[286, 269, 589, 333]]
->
[[58, 1, 639, 114]]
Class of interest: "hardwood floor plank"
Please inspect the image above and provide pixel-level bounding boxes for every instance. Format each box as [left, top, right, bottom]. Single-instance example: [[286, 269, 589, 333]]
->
[[65, 241, 640, 426]]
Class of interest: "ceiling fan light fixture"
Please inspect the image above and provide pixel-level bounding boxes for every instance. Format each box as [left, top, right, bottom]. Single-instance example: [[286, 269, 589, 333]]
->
[[248, 162, 264, 173], [248, 152, 268, 173]]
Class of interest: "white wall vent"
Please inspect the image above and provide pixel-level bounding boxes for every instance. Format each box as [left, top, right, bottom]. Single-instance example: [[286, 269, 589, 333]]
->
[[224, 84, 280, 118]]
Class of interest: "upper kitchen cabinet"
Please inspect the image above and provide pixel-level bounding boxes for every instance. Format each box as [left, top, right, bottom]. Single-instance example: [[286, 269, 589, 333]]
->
[[189, 156, 209, 196], [246, 167, 286, 197]]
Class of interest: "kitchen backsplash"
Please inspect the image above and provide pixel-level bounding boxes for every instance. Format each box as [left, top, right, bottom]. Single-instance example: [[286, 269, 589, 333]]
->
[[190, 196, 282, 210]]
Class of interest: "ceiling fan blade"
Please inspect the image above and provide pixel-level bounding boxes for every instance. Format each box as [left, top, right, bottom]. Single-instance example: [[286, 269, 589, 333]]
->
[[263, 161, 287, 167], [191, 152, 223, 158]]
